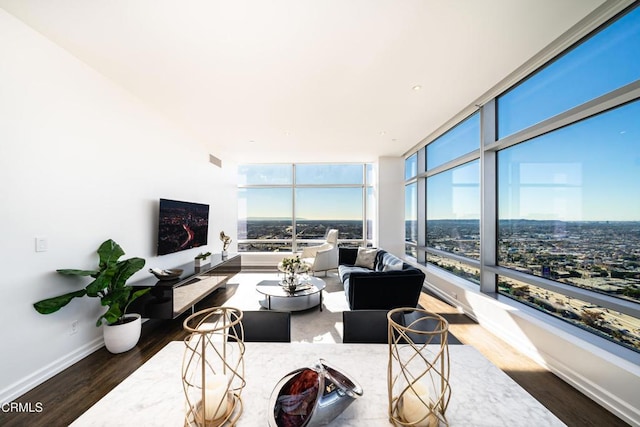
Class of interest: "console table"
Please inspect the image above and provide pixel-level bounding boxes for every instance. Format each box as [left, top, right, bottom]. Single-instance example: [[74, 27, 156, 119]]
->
[[71, 342, 565, 426], [128, 253, 241, 319]]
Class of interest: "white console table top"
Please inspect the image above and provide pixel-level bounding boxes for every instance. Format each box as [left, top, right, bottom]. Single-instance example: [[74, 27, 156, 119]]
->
[[71, 342, 565, 426]]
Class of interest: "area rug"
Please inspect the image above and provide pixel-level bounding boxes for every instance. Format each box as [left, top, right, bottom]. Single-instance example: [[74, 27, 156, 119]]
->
[[221, 271, 462, 345], [222, 271, 349, 343]]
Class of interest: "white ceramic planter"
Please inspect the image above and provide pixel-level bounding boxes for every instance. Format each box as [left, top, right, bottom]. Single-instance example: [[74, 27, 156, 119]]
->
[[103, 313, 142, 354]]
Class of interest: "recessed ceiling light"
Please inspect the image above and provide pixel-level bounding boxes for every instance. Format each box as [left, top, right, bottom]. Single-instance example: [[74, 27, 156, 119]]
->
[[412, 85, 422, 91], [379, 131, 386, 136], [249, 140, 256, 144]]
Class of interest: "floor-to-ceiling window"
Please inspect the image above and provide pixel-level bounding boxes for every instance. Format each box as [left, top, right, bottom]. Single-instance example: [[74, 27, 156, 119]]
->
[[424, 112, 481, 284], [237, 164, 293, 252], [238, 163, 374, 251], [366, 163, 376, 243], [405, 153, 418, 258], [405, 4, 640, 356]]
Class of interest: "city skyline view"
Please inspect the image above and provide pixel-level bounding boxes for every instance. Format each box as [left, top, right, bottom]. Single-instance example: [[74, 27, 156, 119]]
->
[[424, 218, 640, 353]]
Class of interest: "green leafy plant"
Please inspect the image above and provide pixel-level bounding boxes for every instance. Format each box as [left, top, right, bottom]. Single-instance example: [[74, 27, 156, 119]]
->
[[195, 251, 212, 260], [33, 239, 150, 326]]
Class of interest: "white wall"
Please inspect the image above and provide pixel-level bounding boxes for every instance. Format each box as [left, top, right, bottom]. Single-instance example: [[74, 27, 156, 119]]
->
[[377, 157, 404, 256], [0, 10, 237, 404]]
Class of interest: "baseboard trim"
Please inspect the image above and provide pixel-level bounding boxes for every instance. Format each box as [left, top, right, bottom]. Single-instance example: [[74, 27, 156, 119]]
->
[[541, 349, 640, 426], [0, 337, 104, 405]]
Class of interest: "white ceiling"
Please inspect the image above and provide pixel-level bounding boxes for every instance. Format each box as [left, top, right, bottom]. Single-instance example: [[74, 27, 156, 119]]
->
[[0, 0, 606, 163]]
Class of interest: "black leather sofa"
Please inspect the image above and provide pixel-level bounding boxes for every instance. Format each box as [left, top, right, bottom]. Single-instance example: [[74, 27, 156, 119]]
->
[[338, 248, 425, 310]]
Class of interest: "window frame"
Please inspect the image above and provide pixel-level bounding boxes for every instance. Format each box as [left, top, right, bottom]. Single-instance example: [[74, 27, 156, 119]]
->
[[404, 3, 640, 358], [238, 163, 374, 252]]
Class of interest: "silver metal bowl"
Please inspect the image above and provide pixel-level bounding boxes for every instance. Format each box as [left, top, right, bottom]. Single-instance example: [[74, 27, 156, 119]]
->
[[268, 359, 363, 427], [148, 268, 183, 281]]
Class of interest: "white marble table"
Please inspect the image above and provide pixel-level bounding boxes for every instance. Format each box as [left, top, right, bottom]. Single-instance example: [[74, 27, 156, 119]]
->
[[71, 342, 565, 426]]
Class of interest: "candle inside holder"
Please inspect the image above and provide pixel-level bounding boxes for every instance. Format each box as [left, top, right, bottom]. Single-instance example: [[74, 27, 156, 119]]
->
[[203, 373, 228, 421], [401, 381, 438, 427]]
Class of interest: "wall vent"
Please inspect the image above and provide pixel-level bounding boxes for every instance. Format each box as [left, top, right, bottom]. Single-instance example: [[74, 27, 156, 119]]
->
[[209, 154, 222, 168]]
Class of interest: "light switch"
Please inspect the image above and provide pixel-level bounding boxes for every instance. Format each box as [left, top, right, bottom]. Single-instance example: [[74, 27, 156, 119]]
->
[[35, 237, 48, 252]]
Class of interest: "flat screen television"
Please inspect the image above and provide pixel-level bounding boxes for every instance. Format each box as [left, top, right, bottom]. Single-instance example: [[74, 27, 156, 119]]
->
[[157, 198, 210, 256]]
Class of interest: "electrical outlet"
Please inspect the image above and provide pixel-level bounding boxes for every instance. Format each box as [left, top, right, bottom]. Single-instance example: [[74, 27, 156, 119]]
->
[[71, 320, 79, 335]]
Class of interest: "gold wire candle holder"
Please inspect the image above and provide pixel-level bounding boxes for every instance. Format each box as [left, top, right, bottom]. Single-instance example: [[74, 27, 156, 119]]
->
[[387, 307, 451, 427], [182, 307, 246, 427]]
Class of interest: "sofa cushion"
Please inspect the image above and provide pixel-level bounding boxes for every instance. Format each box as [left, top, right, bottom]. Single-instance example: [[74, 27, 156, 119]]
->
[[338, 265, 372, 283], [338, 264, 373, 303], [375, 251, 404, 272], [382, 261, 404, 272], [354, 247, 377, 269], [338, 264, 372, 281], [374, 250, 386, 271]]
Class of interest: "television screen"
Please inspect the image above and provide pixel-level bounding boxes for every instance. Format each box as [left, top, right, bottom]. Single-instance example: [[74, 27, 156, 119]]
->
[[157, 198, 210, 256]]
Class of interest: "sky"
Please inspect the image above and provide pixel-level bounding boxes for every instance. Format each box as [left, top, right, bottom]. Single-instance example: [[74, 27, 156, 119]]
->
[[498, 100, 639, 221], [420, 100, 639, 222], [238, 187, 365, 220], [244, 93, 640, 222], [237, 163, 369, 220], [422, 6, 640, 222], [240, 7, 640, 223]]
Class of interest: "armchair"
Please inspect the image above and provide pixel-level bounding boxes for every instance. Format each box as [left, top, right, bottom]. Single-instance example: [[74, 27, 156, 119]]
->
[[301, 229, 339, 276]]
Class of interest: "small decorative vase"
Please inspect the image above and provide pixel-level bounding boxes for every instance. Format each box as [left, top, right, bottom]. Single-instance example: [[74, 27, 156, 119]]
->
[[283, 272, 298, 293], [269, 359, 363, 426], [221, 250, 228, 259]]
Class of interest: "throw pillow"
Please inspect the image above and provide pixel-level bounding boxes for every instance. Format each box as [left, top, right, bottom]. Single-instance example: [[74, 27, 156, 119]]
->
[[354, 247, 377, 269]]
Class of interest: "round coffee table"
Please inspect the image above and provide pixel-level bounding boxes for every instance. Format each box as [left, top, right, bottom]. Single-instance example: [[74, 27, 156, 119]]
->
[[256, 276, 326, 312]]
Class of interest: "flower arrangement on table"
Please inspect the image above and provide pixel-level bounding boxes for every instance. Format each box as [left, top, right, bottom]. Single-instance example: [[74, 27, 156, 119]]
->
[[279, 255, 310, 293]]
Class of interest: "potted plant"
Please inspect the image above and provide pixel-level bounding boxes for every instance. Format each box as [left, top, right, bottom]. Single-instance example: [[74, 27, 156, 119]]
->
[[194, 251, 212, 267], [33, 239, 149, 354]]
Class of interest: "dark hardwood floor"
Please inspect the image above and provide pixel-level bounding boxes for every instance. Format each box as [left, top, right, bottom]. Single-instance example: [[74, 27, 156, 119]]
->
[[0, 277, 629, 427]]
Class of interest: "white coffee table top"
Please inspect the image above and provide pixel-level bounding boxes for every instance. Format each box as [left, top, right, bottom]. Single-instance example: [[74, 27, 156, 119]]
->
[[256, 276, 326, 298], [71, 341, 565, 426]]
